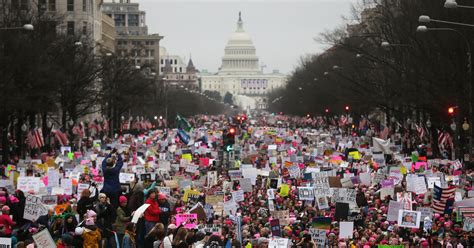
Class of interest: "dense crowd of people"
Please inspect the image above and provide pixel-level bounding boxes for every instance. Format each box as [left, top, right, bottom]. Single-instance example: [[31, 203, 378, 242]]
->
[[0, 113, 473, 248]]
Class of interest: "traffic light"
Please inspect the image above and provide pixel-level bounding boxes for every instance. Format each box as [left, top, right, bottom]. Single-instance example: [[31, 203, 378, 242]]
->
[[448, 107, 455, 115], [345, 105, 350, 112], [224, 127, 236, 152], [325, 108, 330, 113]]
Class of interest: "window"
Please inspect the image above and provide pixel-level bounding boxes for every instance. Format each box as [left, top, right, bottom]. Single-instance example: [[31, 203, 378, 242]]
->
[[149, 49, 154, 56], [67, 0, 74, 11], [149, 41, 154, 45], [48, 0, 56, 11], [67, 21, 75, 36], [179, 67, 182, 73], [174, 59, 177, 64], [160, 59, 164, 64], [114, 14, 125, 27], [128, 14, 139, 27], [83, 0, 86, 12], [161, 68, 164, 72], [82, 22, 87, 35]]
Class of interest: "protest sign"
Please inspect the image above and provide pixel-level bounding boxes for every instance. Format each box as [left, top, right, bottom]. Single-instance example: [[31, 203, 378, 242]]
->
[[0, 238, 11, 247], [17, 177, 41, 193], [335, 202, 350, 221], [157, 187, 171, 196], [312, 217, 331, 230], [205, 194, 224, 206], [223, 200, 238, 215], [398, 210, 421, 228], [340, 177, 353, 188], [119, 173, 135, 183], [197, 224, 222, 234], [41, 195, 57, 205], [271, 210, 290, 226], [24, 194, 48, 221], [309, 228, 326, 248], [183, 189, 200, 202], [298, 186, 315, 200], [207, 171, 218, 187], [32, 229, 55, 248], [228, 170, 242, 180], [463, 217, 473, 231], [268, 238, 289, 248], [418, 207, 433, 220], [316, 196, 329, 210], [288, 165, 300, 178], [176, 214, 198, 229], [270, 219, 281, 237], [232, 190, 245, 202], [267, 189, 275, 200], [131, 204, 150, 223], [62, 178, 73, 195], [339, 222, 354, 239], [239, 178, 253, 192], [313, 173, 331, 196], [387, 201, 404, 222], [77, 183, 90, 195], [186, 164, 199, 174]]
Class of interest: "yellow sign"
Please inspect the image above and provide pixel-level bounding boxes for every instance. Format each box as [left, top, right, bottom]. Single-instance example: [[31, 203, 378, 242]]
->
[[183, 189, 200, 202], [280, 184, 289, 197], [182, 153, 192, 161], [348, 151, 361, 160]]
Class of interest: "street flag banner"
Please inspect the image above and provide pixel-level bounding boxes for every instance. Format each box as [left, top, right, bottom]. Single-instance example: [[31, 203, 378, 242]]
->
[[176, 114, 192, 132]]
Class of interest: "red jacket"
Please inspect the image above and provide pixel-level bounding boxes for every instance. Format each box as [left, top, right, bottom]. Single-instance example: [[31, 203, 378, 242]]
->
[[144, 198, 161, 222], [0, 214, 15, 235]]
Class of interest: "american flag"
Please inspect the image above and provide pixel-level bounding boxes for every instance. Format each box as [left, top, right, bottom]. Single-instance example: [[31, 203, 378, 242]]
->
[[432, 184, 456, 214], [339, 115, 348, 126], [438, 130, 453, 154], [52, 128, 69, 146], [416, 124, 426, 141], [34, 128, 44, 148]]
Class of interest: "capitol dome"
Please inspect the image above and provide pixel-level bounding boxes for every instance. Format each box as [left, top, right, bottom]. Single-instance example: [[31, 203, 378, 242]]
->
[[219, 12, 260, 75]]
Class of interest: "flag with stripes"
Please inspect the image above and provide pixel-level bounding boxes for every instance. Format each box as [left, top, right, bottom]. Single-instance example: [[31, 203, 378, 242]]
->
[[34, 128, 45, 148], [339, 115, 348, 126], [52, 128, 69, 146], [432, 184, 456, 214], [379, 126, 390, 140], [416, 124, 426, 141]]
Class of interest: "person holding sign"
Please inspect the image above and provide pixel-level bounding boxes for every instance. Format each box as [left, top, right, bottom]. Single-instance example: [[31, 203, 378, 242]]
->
[[102, 148, 124, 209]]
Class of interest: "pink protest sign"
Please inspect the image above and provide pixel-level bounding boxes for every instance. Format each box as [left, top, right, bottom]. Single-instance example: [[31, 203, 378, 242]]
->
[[175, 214, 198, 229], [414, 162, 428, 170]]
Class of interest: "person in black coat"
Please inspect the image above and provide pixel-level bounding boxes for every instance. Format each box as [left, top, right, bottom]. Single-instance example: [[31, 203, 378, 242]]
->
[[77, 186, 98, 221], [95, 193, 117, 247]]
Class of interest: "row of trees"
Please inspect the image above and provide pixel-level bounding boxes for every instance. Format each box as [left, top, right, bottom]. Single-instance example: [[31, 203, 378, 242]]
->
[[0, 4, 227, 163], [270, 0, 474, 129]]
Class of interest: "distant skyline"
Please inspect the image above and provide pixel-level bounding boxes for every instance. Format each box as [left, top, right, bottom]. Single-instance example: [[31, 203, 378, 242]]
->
[[135, 0, 358, 74]]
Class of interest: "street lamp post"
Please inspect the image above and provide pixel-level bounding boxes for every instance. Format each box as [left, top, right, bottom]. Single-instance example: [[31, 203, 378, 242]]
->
[[0, 24, 34, 31], [417, 25, 473, 162], [444, 0, 474, 9]]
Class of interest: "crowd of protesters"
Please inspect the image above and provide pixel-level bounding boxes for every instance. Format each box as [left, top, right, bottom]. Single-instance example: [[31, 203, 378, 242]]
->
[[0, 113, 472, 248]]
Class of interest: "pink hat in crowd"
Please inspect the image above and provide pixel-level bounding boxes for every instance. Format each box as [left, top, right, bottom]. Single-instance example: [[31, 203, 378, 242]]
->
[[0, 197, 6, 204], [8, 195, 19, 204], [119, 195, 127, 204], [87, 210, 96, 218]]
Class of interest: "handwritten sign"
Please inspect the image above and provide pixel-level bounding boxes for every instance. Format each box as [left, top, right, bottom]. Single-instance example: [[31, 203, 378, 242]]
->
[[41, 195, 57, 205], [17, 177, 41, 193], [32, 229, 56, 248], [309, 228, 326, 248], [298, 187, 315, 200], [24, 194, 48, 221], [232, 190, 244, 202], [175, 214, 198, 229], [119, 173, 135, 183]]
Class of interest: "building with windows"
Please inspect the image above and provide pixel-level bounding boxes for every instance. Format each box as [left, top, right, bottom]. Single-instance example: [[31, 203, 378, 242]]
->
[[9, 0, 104, 47], [157, 47, 198, 90], [101, 13, 116, 53], [102, 0, 162, 74], [200, 13, 286, 110]]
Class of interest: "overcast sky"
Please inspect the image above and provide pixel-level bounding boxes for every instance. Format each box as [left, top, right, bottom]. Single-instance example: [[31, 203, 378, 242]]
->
[[135, 0, 357, 74]]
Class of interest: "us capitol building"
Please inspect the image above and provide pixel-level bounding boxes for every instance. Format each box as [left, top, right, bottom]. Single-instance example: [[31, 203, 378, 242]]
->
[[200, 12, 287, 110]]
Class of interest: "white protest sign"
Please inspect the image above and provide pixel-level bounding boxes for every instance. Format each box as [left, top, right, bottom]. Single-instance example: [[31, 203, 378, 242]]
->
[[223, 200, 238, 215], [313, 172, 331, 197], [398, 210, 421, 228], [387, 200, 404, 221], [268, 238, 289, 248], [0, 238, 11, 247], [17, 177, 41, 193], [24, 194, 48, 221], [232, 190, 245, 202], [298, 187, 315, 200], [339, 222, 354, 239], [309, 228, 326, 248], [47, 170, 60, 188], [157, 187, 171, 196], [132, 204, 150, 223], [119, 173, 135, 183], [77, 183, 90, 195], [32, 229, 56, 248], [186, 164, 199, 174], [62, 178, 73, 195], [267, 189, 275, 200]]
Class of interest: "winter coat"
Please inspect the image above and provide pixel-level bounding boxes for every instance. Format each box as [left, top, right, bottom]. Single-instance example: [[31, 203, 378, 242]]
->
[[95, 202, 116, 237], [102, 154, 123, 193], [144, 198, 161, 222], [82, 227, 101, 248], [0, 213, 15, 235], [113, 206, 131, 234]]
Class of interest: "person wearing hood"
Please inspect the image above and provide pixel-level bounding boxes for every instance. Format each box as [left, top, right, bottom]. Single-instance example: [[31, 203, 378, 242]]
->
[[81, 217, 101, 248], [77, 187, 98, 222], [101, 148, 124, 209]]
